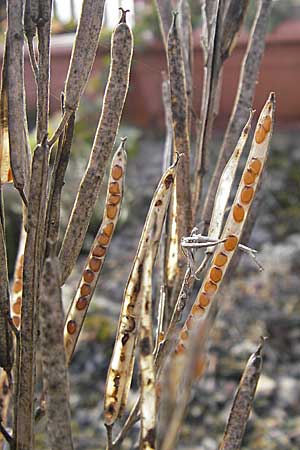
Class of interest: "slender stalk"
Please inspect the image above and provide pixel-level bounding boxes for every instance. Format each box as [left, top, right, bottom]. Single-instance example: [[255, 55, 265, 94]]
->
[[154, 0, 173, 47], [39, 244, 74, 450]]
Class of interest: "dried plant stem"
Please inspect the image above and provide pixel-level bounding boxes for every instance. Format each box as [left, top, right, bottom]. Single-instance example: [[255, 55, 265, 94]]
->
[[59, 13, 133, 284], [0, 370, 10, 450], [45, 113, 75, 250], [24, 0, 38, 81], [201, 0, 273, 232], [219, 340, 265, 450], [36, 0, 52, 143], [14, 139, 49, 450], [39, 245, 74, 450]]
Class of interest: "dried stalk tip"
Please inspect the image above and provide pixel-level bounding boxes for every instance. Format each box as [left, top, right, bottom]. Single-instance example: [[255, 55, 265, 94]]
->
[[119, 7, 130, 24]]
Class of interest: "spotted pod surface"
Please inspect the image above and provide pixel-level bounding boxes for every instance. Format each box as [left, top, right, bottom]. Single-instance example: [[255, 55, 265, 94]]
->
[[59, 12, 133, 285], [175, 93, 275, 355], [219, 341, 264, 450], [104, 161, 177, 426], [64, 140, 127, 363], [64, 0, 106, 111], [139, 249, 156, 450]]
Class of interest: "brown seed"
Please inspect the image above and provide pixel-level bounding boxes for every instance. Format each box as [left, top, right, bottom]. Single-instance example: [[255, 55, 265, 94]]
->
[[93, 245, 106, 258], [214, 252, 228, 267], [12, 302, 21, 315], [210, 267, 223, 283], [97, 233, 110, 246], [13, 280, 22, 293], [89, 257, 102, 272], [76, 297, 88, 311], [241, 186, 254, 204], [180, 329, 189, 340], [198, 292, 210, 307], [107, 204, 117, 220], [224, 235, 238, 252], [233, 204, 245, 223], [83, 269, 95, 283], [109, 182, 120, 195], [80, 283, 91, 297], [103, 222, 114, 237], [186, 315, 194, 329], [175, 343, 185, 354], [250, 158, 262, 175], [67, 320, 76, 335], [204, 281, 217, 294], [191, 304, 205, 317], [255, 124, 266, 144], [243, 169, 256, 185], [262, 115, 272, 132], [108, 194, 121, 205], [112, 165, 123, 180], [13, 316, 20, 327]]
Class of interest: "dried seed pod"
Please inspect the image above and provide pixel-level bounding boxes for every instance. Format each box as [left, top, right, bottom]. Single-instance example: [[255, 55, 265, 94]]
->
[[104, 160, 177, 426], [0, 221, 13, 373], [175, 93, 275, 355], [139, 250, 156, 450], [64, 140, 126, 363], [59, 12, 133, 284], [0, 369, 10, 449], [207, 111, 254, 253], [0, 48, 12, 185], [10, 227, 26, 330], [39, 246, 74, 450], [64, 0, 105, 112], [6, 2, 30, 204], [219, 340, 264, 450], [15, 138, 49, 449]]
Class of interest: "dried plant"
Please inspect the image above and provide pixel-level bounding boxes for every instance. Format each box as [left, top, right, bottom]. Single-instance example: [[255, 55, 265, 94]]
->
[[0, 1, 275, 450]]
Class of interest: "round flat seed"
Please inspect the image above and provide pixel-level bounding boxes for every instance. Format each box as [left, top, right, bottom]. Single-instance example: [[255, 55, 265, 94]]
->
[[255, 124, 266, 144], [241, 186, 254, 204], [107, 205, 117, 220], [180, 329, 189, 341], [191, 304, 205, 317], [250, 158, 262, 175], [97, 233, 109, 246], [13, 280, 22, 293], [83, 269, 94, 283], [67, 320, 76, 335], [76, 297, 88, 311], [13, 316, 20, 328], [263, 115, 272, 132], [108, 194, 121, 205], [243, 169, 256, 185], [103, 222, 114, 237], [186, 315, 194, 329], [112, 165, 123, 180], [198, 292, 210, 307], [204, 280, 217, 294], [210, 267, 223, 283], [93, 245, 106, 258], [109, 182, 120, 195], [214, 252, 228, 267], [224, 235, 238, 252], [175, 343, 185, 354], [89, 257, 102, 272], [80, 283, 91, 297], [233, 204, 245, 223], [12, 302, 21, 315]]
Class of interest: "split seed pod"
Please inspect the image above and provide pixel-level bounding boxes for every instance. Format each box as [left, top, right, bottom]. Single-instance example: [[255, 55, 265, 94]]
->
[[59, 10, 133, 284], [64, 139, 127, 363], [175, 93, 275, 356], [104, 159, 178, 426]]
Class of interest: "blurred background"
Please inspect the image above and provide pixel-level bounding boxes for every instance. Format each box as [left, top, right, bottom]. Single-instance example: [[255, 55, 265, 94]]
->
[[1, 1, 300, 449]]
